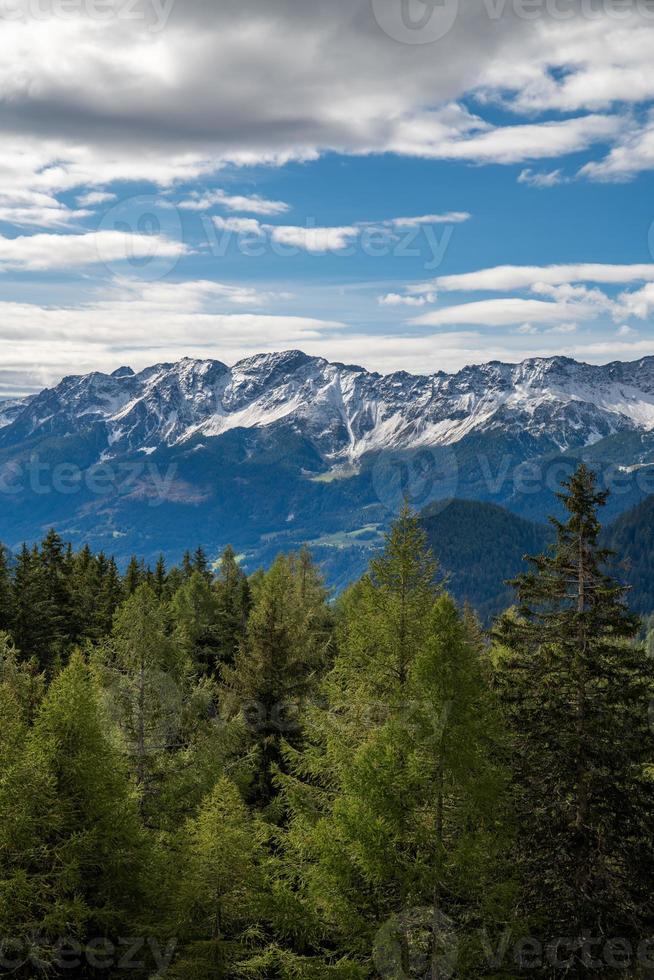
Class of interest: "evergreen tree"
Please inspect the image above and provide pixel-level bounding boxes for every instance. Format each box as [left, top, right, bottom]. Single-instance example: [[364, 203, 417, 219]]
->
[[181, 550, 194, 582], [192, 545, 212, 582], [96, 555, 124, 634], [171, 571, 220, 674], [167, 777, 264, 979], [38, 528, 73, 652], [96, 583, 217, 827], [493, 464, 654, 971], [0, 652, 152, 977], [277, 507, 511, 976], [154, 554, 167, 599], [13, 543, 54, 668], [0, 542, 15, 634], [97, 584, 179, 796], [124, 554, 143, 595], [222, 552, 330, 811], [67, 543, 102, 644], [164, 564, 185, 601], [0, 632, 44, 764], [213, 545, 251, 672]]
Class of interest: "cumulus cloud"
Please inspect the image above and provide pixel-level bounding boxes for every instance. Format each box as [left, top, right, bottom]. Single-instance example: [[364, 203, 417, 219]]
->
[[518, 168, 568, 188], [379, 292, 437, 307], [579, 110, 654, 181], [178, 189, 290, 214], [212, 216, 265, 235], [389, 263, 654, 332], [269, 225, 360, 253], [0, 229, 187, 271], [0, 1, 652, 197], [76, 191, 117, 207]]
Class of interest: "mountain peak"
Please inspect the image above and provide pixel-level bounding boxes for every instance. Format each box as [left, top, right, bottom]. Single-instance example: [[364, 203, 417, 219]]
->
[[4, 350, 654, 460]]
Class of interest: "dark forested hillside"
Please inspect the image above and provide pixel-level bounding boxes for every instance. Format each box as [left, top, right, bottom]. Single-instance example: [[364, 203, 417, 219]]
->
[[420, 494, 654, 620], [603, 493, 654, 614], [420, 499, 551, 621]]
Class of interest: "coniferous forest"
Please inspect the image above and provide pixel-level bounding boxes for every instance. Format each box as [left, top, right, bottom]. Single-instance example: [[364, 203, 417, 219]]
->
[[1, 464, 654, 978]]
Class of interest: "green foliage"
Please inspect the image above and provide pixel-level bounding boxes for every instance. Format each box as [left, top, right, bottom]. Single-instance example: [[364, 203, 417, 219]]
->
[[166, 777, 265, 978], [421, 499, 551, 622], [0, 652, 151, 976], [276, 508, 513, 977], [222, 551, 331, 812], [493, 464, 654, 971], [0, 478, 651, 978]]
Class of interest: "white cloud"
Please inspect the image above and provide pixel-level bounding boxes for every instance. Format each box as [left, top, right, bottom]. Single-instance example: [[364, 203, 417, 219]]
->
[[76, 190, 117, 207], [411, 298, 595, 328], [0, 278, 346, 391], [0, 2, 650, 198], [389, 212, 471, 228], [618, 282, 654, 320], [212, 216, 264, 235], [518, 168, 568, 188], [211, 216, 362, 253], [0, 230, 187, 271], [0, 189, 91, 228], [579, 110, 654, 181], [269, 225, 359, 253], [379, 292, 436, 307], [430, 263, 654, 293], [107, 279, 294, 309], [178, 189, 290, 215], [399, 113, 622, 164]]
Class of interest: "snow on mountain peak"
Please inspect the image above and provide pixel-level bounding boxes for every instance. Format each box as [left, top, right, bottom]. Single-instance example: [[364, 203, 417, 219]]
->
[[4, 351, 654, 462]]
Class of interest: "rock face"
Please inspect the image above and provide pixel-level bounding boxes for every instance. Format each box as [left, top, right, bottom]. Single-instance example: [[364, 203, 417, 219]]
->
[[3, 350, 654, 582], [5, 351, 654, 461]]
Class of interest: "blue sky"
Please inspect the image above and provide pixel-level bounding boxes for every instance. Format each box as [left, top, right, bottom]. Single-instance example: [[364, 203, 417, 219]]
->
[[2, 0, 654, 393]]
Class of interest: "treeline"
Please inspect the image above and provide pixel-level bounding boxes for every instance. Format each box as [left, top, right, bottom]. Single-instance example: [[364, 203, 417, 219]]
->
[[0, 465, 653, 977]]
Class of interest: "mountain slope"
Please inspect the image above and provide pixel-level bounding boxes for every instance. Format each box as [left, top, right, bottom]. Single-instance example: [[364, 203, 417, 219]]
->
[[603, 494, 654, 614], [420, 500, 551, 622], [3, 350, 654, 582], [7, 351, 654, 463]]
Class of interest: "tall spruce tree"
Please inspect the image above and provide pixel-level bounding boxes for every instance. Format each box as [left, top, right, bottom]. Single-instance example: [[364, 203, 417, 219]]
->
[[493, 464, 654, 972], [13, 543, 55, 668], [171, 571, 221, 674], [222, 552, 330, 811], [213, 545, 251, 672], [96, 584, 178, 794], [0, 543, 15, 634], [124, 555, 143, 595], [95, 583, 218, 828]]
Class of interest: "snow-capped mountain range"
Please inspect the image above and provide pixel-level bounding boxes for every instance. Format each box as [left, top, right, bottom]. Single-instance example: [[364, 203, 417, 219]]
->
[[4, 350, 654, 464], [3, 349, 654, 583]]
